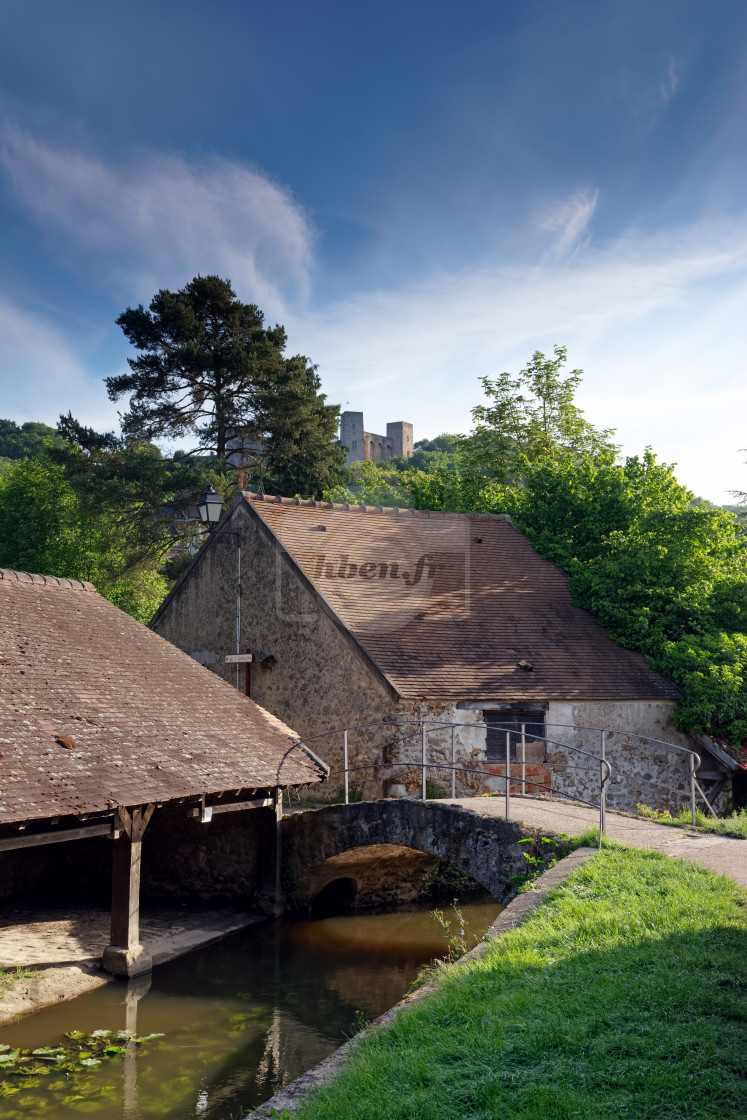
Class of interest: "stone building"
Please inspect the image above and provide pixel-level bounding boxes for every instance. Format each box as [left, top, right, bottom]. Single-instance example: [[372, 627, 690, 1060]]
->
[[0, 567, 327, 976], [339, 411, 413, 465], [150, 493, 737, 815]]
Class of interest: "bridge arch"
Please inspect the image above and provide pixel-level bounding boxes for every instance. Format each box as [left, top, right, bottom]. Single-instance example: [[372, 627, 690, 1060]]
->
[[281, 799, 554, 909]]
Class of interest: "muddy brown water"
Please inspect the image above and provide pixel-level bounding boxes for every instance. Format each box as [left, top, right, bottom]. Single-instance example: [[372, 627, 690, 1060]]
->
[[0, 898, 500, 1119]]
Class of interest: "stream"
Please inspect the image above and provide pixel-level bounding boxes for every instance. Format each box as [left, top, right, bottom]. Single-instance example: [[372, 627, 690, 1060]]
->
[[0, 898, 501, 1119]]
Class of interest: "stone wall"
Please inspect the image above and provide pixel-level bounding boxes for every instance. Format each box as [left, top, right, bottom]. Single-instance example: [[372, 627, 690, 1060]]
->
[[0, 806, 273, 906], [0, 837, 112, 905], [281, 799, 562, 907], [142, 805, 271, 901], [300, 844, 439, 913], [542, 700, 727, 814], [337, 697, 720, 816]]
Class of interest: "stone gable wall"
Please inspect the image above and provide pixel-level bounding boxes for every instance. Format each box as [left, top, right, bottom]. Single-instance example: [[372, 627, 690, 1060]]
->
[[151, 502, 402, 785]]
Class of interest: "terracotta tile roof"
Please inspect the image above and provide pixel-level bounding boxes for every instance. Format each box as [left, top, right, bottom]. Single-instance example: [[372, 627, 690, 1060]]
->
[[245, 494, 680, 703], [0, 569, 325, 826]]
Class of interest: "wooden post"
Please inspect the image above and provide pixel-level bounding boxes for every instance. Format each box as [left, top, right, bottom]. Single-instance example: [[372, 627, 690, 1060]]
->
[[103, 805, 155, 978], [258, 790, 283, 916]]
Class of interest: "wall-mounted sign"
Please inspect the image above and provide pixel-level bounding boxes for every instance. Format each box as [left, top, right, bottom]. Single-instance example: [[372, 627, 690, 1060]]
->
[[225, 653, 254, 664]]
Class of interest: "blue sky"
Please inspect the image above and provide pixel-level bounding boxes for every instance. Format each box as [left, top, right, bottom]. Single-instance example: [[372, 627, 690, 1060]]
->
[[1, 0, 747, 500]]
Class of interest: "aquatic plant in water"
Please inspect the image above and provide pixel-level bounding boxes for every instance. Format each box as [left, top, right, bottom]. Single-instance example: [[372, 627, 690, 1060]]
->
[[0, 1029, 164, 1112]]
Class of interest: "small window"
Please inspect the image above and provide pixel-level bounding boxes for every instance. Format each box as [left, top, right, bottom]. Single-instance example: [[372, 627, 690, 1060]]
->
[[485, 710, 545, 762], [351, 440, 357, 449]]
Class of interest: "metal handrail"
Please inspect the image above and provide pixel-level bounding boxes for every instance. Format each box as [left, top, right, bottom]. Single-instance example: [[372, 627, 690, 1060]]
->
[[296, 715, 714, 830], [537, 723, 713, 821], [423, 719, 714, 822], [297, 719, 612, 848]]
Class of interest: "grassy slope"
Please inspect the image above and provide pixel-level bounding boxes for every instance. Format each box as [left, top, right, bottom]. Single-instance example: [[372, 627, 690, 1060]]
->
[[637, 804, 747, 840], [292, 849, 747, 1120]]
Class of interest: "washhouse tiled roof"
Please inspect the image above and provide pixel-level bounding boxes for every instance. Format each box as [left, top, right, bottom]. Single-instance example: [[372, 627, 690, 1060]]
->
[[244, 493, 680, 704], [0, 568, 326, 826]]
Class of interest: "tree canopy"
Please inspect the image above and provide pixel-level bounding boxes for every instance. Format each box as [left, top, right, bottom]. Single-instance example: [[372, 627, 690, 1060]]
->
[[460, 345, 617, 482], [111, 274, 346, 497], [0, 418, 65, 459], [0, 455, 171, 624]]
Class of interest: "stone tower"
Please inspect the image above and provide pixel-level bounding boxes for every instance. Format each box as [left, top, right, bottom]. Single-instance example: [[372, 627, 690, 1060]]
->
[[339, 412, 364, 464], [386, 421, 414, 459]]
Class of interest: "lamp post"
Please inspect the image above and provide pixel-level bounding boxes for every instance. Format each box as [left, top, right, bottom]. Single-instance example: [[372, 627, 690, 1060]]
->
[[196, 485, 243, 687], [197, 485, 224, 531]]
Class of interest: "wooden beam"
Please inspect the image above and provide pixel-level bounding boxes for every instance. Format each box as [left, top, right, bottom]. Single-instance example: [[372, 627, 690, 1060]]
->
[[0, 821, 115, 851], [188, 797, 273, 819]]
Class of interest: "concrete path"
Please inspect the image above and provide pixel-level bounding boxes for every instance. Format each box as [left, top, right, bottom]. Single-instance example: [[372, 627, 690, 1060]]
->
[[446, 795, 747, 888]]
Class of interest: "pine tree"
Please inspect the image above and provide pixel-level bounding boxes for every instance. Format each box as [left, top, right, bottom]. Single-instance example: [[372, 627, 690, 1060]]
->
[[110, 274, 346, 496]]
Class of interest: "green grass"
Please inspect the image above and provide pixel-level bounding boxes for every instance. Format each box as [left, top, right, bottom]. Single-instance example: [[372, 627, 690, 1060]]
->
[[637, 803, 747, 839], [0, 967, 35, 999], [291, 848, 747, 1120]]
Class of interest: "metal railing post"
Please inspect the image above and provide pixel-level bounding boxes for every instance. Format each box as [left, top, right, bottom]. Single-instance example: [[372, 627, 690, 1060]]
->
[[451, 725, 456, 799], [505, 730, 511, 820], [422, 722, 427, 802], [343, 730, 349, 805], [520, 723, 526, 796], [600, 729, 607, 843], [689, 753, 696, 825]]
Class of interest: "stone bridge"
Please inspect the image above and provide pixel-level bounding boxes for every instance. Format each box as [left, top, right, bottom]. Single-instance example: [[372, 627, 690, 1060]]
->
[[280, 799, 563, 911]]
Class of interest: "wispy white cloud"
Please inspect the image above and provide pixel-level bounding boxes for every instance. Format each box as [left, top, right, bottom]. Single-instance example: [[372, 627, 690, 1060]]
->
[[289, 214, 747, 502], [0, 123, 314, 317], [2, 119, 746, 503], [660, 55, 679, 106], [0, 296, 116, 428], [538, 189, 599, 258]]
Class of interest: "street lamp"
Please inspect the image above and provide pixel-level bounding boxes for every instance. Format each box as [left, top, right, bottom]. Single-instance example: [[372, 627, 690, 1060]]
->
[[197, 485, 224, 531]]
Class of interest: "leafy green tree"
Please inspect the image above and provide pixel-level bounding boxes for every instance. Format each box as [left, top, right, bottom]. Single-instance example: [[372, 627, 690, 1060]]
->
[[0, 457, 169, 623], [461, 345, 617, 482], [325, 461, 413, 507], [111, 274, 346, 497], [387, 434, 461, 473], [0, 418, 65, 459], [499, 453, 747, 744], [51, 413, 208, 567]]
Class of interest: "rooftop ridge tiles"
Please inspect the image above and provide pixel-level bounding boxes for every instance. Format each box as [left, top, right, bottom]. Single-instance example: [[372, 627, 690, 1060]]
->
[[241, 490, 513, 523], [0, 568, 97, 592]]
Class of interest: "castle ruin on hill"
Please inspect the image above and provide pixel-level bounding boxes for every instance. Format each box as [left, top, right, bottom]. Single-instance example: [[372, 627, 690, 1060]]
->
[[339, 411, 413, 465]]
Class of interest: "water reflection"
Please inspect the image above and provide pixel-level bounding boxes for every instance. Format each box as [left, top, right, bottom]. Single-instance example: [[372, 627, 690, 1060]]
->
[[0, 898, 500, 1119]]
